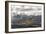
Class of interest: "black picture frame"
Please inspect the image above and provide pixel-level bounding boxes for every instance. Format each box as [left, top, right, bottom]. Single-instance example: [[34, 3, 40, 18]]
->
[[5, 1, 45, 33]]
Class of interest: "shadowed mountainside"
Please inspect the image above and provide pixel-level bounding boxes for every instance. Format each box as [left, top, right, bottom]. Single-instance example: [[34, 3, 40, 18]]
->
[[11, 15, 41, 28]]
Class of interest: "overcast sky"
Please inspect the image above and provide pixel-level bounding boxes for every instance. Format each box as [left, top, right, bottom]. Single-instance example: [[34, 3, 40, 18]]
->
[[10, 3, 43, 16]]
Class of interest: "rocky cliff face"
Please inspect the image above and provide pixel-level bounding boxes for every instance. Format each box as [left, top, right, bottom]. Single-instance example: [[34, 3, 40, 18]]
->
[[11, 15, 41, 28]]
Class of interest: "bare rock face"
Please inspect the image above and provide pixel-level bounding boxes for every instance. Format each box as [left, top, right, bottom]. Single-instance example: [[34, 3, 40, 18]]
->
[[11, 15, 41, 28], [15, 18, 32, 26], [11, 15, 32, 26]]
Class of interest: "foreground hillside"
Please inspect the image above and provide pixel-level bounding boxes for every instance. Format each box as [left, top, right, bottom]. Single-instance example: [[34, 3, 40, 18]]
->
[[11, 15, 41, 28]]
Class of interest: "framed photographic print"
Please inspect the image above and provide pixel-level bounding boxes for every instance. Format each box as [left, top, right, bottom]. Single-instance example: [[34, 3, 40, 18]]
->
[[5, 1, 45, 33]]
